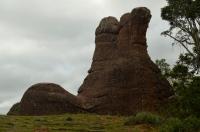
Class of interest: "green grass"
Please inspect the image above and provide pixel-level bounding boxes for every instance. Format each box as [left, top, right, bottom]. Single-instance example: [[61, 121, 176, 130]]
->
[[124, 112, 162, 126], [0, 113, 157, 132], [159, 116, 200, 132], [1, 113, 199, 132]]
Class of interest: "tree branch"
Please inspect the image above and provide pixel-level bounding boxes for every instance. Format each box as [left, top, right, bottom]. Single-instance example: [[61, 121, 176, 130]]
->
[[175, 19, 192, 34], [196, 18, 200, 28], [164, 33, 195, 58]]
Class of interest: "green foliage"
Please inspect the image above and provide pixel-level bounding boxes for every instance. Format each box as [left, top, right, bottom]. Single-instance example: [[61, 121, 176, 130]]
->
[[155, 59, 171, 77], [124, 112, 162, 126], [160, 0, 200, 117], [169, 62, 200, 117], [156, 57, 200, 117], [178, 53, 195, 72], [159, 117, 200, 132], [170, 63, 191, 93], [161, 0, 200, 72], [161, 0, 200, 21], [159, 118, 183, 132], [182, 116, 200, 131], [178, 77, 200, 117]]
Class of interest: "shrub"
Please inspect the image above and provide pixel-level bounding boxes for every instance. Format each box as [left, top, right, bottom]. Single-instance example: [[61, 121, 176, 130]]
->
[[182, 116, 200, 132], [159, 118, 183, 132], [124, 112, 162, 126], [159, 117, 200, 132]]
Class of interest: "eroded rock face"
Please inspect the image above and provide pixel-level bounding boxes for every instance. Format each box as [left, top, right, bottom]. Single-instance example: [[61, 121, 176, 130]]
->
[[8, 83, 83, 115], [77, 7, 172, 115], [8, 7, 172, 116]]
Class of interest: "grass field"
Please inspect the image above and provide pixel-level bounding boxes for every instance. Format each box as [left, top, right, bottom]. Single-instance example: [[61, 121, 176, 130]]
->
[[0, 113, 156, 132]]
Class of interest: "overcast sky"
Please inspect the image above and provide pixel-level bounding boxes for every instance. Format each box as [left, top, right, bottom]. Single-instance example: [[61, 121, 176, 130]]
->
[[0, 0, 184, 114]]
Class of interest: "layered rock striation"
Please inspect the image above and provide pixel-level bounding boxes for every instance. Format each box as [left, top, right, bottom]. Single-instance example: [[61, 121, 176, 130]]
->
[[8, 7, 172, 116]]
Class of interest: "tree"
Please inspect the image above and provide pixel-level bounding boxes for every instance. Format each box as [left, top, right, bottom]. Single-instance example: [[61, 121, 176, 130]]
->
[[161, 0, 200, 73], [155, 59, 171, 77], [155, 58, 200, 117], [171, 65, 200, 117]]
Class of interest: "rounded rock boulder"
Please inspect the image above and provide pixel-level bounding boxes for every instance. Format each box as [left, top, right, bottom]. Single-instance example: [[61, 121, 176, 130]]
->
[[8, 83, 83, 115]]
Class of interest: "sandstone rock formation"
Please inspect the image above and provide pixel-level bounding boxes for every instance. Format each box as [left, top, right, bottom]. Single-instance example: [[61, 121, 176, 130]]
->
[[8, 7, 172, 116], [77, 7, 172, 115], [8, 83, 83, 115]]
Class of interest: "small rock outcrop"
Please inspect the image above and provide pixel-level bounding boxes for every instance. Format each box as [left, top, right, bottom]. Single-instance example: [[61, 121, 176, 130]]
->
[[8, 83, 83, 115], [8, 7, 172, 116]]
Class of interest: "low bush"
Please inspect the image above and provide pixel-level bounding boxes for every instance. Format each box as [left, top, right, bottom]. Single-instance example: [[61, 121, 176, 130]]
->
[[124, 112, 162, 126], [182, 116, 200, 132], [159, 116, 200, 132], [159, 118, 182, 132]]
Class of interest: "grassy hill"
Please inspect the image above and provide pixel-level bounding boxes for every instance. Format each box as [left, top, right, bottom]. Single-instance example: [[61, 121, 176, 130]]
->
[[1, 112, 199, 132], [0, 113, 156, 132]]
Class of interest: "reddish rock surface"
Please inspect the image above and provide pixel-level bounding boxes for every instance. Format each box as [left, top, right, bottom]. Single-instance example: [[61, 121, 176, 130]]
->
[[8, 83, 83, 115], [8, 7, 172, 116], [77, 7, 172, 115]]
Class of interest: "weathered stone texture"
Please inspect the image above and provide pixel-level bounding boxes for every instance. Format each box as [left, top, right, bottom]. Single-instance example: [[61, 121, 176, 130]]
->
[[8, 83, 83, 115], [77, 7, 172, 115], [8, 7, 172, 116]]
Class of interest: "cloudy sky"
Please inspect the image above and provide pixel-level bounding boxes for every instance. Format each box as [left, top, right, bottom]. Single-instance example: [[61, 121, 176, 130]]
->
[[0, 0, 183, 114]]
